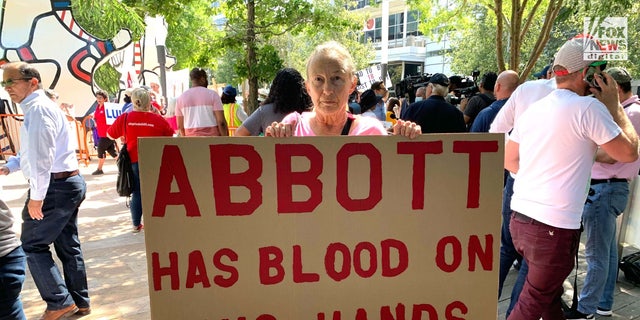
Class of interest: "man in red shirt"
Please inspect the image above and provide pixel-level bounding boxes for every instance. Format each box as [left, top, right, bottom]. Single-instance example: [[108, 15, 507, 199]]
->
[[92, 90, 118, 175]]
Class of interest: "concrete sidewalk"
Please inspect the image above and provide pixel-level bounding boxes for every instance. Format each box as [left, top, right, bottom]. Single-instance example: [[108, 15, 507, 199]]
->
[[2, 158, 640, 319], [2, 159, 151, 320]]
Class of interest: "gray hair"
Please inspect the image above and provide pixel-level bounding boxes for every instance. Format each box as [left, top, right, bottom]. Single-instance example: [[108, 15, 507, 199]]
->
[[131, 88, 151, 111], [306, 41, 356, 79]]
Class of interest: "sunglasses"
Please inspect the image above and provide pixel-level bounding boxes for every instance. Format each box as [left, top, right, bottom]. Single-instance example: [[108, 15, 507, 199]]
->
[[0, 78, 32, 88], [584, 61, 608, 88]]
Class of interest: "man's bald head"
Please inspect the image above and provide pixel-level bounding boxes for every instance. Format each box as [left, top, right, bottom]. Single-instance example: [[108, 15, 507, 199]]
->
[[415, 86, 426, 100], [494, 70, 519, 100]]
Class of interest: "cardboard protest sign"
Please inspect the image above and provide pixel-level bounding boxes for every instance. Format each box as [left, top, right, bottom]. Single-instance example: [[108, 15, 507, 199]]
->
[[104, 102, 124, 125], [139, 134, 504, 319], [356, 64, 393, 92]]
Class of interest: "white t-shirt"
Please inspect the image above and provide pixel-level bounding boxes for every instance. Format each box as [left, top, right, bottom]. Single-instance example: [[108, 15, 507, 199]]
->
[[490, 78, 557, 133], [510, 89, 621, 229], [491, 78, 557, 179]]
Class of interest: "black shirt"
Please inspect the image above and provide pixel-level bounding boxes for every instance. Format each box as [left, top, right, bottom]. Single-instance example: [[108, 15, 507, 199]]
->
[[401, 95, 466, 134]]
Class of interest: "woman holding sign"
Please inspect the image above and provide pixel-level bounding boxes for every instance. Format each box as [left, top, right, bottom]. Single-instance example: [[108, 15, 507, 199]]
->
[[108, 88, 174, 233], [266, 42, 421, 138]]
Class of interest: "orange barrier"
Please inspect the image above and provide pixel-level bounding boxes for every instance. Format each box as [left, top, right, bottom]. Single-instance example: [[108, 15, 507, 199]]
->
[[0, 114, 22, 158], [0, 113, 97, 166]]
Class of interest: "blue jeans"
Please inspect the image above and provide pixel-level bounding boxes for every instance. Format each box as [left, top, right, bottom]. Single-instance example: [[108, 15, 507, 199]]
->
[[131, 162, 142, 227], [498, 175, 527, 318], [578, 181, 628, 314], [508, 258, 528, 319], [0, 246, 27, 320], [21, 174, 90, 310]]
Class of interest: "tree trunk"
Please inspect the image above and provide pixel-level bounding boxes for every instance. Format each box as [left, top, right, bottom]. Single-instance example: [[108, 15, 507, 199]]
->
[[494, 0, 506, 72], [509, 0, 522, 71], [246, 0, 259, 114], [517, 0, 563, 81]]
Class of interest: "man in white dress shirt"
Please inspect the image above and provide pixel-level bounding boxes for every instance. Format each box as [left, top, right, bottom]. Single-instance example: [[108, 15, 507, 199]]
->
[[1, 62, 90, 320]]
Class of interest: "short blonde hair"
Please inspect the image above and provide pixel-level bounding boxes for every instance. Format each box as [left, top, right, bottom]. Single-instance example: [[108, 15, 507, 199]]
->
[[306, 41, 356, 79], [131, 88, 151, 111]]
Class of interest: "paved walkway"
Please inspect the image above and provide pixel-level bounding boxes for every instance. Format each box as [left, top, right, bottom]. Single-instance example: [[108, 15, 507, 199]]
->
[[2, 159, 151, 320], [2, 158, 639, 319]]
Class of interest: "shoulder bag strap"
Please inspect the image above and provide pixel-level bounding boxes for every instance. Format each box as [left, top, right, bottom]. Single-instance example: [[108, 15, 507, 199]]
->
[[341, 113, 355, 135], [123, 113, 128, 144]]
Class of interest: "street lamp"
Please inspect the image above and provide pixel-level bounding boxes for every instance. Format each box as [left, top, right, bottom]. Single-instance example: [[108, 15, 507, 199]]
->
[[150, 16, 168, 111]]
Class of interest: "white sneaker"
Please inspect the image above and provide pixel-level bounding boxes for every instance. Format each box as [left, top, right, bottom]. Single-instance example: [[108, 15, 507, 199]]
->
[[596, 307, 612, 316]]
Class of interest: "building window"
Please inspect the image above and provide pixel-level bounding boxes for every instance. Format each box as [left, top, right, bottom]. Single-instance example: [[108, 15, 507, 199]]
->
[[361, 10, 422, 44], [388, 12, 404, 40], [350, 0, 382, 10], [406, 10, 422, 37], [363, 17, 382, 43]]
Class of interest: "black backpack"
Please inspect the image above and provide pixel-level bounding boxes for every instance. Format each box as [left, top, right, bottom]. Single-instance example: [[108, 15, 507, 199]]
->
[[116, 114, 134, 197], [619, 251, 640, 285]]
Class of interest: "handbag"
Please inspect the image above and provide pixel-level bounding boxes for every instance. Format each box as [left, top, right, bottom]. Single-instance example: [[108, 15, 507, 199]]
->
[[620, 251, 640, 286], [116, 114, 134, 197]]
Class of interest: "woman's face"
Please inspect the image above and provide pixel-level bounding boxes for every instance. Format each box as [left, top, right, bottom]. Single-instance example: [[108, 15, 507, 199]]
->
[[306, 55, 356, 116]]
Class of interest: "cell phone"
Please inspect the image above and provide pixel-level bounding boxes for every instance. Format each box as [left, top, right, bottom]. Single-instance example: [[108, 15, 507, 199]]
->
[[584, 66, 606, 88]]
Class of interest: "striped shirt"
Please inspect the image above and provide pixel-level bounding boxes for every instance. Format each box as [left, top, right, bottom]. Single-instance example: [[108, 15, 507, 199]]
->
[[175, 86, 223, 136]]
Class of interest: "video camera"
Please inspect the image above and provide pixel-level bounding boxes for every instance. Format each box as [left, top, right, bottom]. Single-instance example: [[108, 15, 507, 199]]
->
[[395, 73, 432, 103], [449, 71, 480, 106]]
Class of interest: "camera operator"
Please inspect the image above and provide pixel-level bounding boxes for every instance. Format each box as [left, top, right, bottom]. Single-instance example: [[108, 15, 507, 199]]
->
[[447, 75, 463, 105], [401, 73, 466, 133], [461, 72, 497, 129]]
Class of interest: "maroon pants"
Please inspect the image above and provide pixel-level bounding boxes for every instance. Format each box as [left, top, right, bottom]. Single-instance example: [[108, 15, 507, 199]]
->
[[507, 212, 580, 320]]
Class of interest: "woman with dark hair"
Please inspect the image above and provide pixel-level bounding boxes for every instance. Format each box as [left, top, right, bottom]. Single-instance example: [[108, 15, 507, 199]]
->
[[234, 68, 312, 136]]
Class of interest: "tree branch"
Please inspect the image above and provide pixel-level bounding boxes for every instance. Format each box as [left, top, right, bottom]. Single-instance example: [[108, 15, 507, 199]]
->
[[520, 0, 544, 40], [520, 0, 563, 80]]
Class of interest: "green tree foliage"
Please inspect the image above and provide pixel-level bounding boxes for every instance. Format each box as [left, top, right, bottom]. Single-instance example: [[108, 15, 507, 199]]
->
[[417, 0, 635, 80], [73, 0, 145, 93], [215, 0, 373, 113], [448, 6, 499, 75], [270, 1, 375, 77], [73, 0, 145, 39], [619, 4, 640, 77], [127, 0, 222, 69], [411, 0, 560, 79], [74, 0, 220, 92]]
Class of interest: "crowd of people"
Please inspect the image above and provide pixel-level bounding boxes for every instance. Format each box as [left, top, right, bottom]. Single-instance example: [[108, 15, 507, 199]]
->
[[1, 35, 639, 320]]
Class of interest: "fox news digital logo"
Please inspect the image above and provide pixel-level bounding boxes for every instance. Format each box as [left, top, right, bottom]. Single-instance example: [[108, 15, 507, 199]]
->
[[583, 17, 628, 60]]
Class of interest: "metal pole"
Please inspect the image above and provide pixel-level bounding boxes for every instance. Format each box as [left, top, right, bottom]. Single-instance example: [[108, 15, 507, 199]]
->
[[156, 45, 168, 111], [381, 0, 389, 89]]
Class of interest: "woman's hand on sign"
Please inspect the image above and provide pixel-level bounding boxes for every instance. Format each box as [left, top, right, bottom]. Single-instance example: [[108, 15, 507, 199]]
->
[[265, 120, 296, 138], [393, 120, 421, 139]]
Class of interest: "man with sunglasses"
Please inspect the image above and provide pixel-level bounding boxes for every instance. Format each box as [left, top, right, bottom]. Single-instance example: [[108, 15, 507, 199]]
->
[[505, 38, 639, 319], [0, 62, 90, 319], [566, 67, 640, 320]]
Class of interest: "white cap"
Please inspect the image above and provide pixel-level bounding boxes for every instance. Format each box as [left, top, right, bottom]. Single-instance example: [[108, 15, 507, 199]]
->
[[553, 37, 601, 74]]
